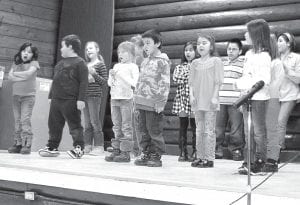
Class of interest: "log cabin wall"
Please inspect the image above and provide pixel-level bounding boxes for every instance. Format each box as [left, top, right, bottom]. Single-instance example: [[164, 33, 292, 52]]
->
[[114, 0, 300, 154]]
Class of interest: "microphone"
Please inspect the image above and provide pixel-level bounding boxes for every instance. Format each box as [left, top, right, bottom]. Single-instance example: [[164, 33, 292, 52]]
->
[[233, 80, 265, 109]]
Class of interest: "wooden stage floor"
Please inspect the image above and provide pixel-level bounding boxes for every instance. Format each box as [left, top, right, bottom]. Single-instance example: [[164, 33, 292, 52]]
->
[[0, 150, 299, 205]]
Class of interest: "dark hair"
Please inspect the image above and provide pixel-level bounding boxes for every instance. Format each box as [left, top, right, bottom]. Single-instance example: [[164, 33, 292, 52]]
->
[[181, 41, 197, 63], [270, 34, 279, 60], [14, 42, 38, 65], [141, 29, 162, 49], [197, 33, 218, 56], [278, 32, 296, 52], [227, 38, 243, 50], [62, 34, 81, 54], [246, 19, 271, 54]]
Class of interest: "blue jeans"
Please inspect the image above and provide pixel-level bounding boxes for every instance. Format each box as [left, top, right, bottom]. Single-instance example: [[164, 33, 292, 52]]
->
[[134, 109, 166, 154], [13, 95, 35, 146], [216, 104, 244, 153], [83, 97, 104, 147], [243, 100, 268, 163], [111, 99, 134, 152]]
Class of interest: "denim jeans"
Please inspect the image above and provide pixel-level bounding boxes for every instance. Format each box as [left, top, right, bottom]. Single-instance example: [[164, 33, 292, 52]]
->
[[216, 104, 244, 153], [13, 95, 35, 146], [242, 100, 268, 163], [83, 97, 104, 147], [111, 99, 134, 152], [134, 109, 166, 154], [48, 99, 84, 149], [194, 110, 217, 161]]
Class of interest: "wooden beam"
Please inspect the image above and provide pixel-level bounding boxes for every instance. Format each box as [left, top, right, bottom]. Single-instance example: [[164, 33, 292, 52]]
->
[[9, 0, 60, 10], [115, 0, 185, 9]]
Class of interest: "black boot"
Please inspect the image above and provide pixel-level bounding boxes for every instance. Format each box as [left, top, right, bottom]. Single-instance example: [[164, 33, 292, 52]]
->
[[134, 148, 150, 166], [178, 117, 189, 161], [188, 118, 197, 162], [105, 148, 120, 162]]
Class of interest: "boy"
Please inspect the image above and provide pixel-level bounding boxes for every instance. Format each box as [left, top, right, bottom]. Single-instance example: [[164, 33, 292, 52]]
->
[[134, 29, 171, 167], [215, 39, 245, 161], [39, 34, 88, 159]]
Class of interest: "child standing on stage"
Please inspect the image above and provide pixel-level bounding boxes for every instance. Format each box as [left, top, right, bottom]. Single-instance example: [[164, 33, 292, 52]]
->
[[105, 41, 139, 163], [189, 34, 224, 168], [236, 19, 272, 174], [172, 41, 197, 162], [39, 34, 88, 159], [263, 32, 300, 172], [83, 41, 108, 155], [8, 42, 40, 154], [216, 39, 245, 161], [134, 29, 171, 167]]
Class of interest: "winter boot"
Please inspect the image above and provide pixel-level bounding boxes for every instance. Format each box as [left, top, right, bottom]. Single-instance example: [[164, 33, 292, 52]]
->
[[113, 151, 131, 162], [20, 137, 32, 154], [8, 143, 22, 154], [134, 150, 151, 166], [105, 148, 120, 162], [147, 153, 162, 167]]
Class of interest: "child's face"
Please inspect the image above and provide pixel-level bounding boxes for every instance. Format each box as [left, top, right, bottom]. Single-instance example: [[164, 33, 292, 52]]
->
[[184, 44, 196, 62], [142, 37, 160, 57], [86, 43, 99, 60], [197, 37, 211, 57], [60, 41, 73, 58], [244, 32, 252, 45], [277, 36, 289, 54], [21, 46, 33, 62], [227, 43, 241, 61], [118, 48, 132, 63]]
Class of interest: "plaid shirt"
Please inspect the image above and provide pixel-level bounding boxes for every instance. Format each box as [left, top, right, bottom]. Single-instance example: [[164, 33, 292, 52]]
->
[[172, 62, 192, 116]]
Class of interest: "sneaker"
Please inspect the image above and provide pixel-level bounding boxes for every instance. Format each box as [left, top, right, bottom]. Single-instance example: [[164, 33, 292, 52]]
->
[[191, 158, 202, 167], [232, 149, 243, 161], [84, 145, 92, 154], [8, 144, 22, 153], [197, 160, 214, 168], [105, 148, 120, 162], [238, 162, 250, 175], [113, 151, 130, 162], [67, 145, 84, 159], [39, 147, 60, 157], [252, 159, 265, 173], [134, 151, 150, 166], [89, 146, 105, 156], [147, 153, 162, 167], [20, 146, 31, 154], [262, 159, 278, 173]]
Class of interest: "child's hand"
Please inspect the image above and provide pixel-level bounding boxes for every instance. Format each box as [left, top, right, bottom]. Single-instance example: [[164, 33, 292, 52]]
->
[[154, 102, 165, 113], [109, 69, 116, 77], [211, 97, 218, 109], [77, 100, 85, 110], [89, 67, 96, 75], [190, 95, 196, 107]]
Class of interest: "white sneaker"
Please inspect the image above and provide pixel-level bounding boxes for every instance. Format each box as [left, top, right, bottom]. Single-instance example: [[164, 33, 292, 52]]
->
[[89, 146, 104, 156]]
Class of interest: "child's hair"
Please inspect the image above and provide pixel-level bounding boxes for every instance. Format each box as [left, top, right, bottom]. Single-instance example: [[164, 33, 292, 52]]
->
[[130, 34, 144, 48], [227, 38, 243, 50], [14, 42, 38, 65], [62, 34, 81, 54], [197, 33, 218, 56], [278, 32, 296, 52], [269, 34, 279, 60], [141, 29, 162, 49], [84, 41, 105, 63], [246, 19, 271, 54], [181, 41, 197, 63], [118, 41, 135, 61]]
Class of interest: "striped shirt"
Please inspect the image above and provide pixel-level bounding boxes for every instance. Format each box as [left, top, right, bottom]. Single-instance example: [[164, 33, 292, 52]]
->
[[86, 61, 108, 97], [219, 56, 244, 105]]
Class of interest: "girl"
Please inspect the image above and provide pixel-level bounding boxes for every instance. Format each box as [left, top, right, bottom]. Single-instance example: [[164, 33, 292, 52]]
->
[[83, 41, 108, 155], [172, 41, 197, 162], [236, 19, 272, 174], [105, 41, 139, 163], [189, 34, 223, 168], [8, 42, 40, 154]]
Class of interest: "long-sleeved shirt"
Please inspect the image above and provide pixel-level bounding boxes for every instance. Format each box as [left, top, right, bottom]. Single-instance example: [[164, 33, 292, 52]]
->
[[86, 61, 107, 97], [49, 57, 88, 101]]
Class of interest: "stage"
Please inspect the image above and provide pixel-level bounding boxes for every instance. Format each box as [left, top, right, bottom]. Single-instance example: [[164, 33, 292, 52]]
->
[[0, 150, 299, 205]]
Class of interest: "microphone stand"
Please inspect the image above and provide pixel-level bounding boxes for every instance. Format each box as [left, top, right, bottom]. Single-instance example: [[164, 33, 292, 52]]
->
[[246, 99, 252, 205]]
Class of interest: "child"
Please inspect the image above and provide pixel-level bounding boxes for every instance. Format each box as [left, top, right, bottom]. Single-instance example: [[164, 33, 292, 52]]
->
[[172, 41, 197, 162], [105, 41, 139, 162], [236, 19, 272, 174], [83, 41, 108, 155], [38, 34, 88, 159], [189, 34, 224, 168], [7, 42, 40, 154], [216, 39, 245, 161], [134, 29, 171, 167], [262, 34, 285, 173]]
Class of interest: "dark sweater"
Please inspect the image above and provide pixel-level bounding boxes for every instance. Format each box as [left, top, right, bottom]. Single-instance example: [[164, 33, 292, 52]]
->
[[49, 57, 88, 101], [86, 61, 108, 97]]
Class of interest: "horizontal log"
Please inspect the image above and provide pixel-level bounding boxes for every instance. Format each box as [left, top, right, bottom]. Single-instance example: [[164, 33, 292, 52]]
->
[[115, 0, 300, 22], [10, 0, 60, 10], [115, 0, 184, 9], [0, 0, 59, 21], [0, 10, 57, 32], [115, 4, 300, 35], [114, 20, 300, 47]]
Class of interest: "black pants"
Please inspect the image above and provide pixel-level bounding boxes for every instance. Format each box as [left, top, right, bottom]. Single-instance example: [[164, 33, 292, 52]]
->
[[47, 99, 84, 149]]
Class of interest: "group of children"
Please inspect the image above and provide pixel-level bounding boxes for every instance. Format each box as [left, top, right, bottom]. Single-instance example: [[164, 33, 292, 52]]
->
[[5, 18, 300, 173]]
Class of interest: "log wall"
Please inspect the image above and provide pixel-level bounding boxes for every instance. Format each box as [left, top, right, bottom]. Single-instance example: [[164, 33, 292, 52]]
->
[[114, 0, 300, 153]]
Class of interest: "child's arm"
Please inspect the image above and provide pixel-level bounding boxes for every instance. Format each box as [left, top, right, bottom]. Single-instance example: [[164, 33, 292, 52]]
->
[[107, 68, 115, 87], [8, 68, 24, 82], [283, 55, 300, 84], [12, 61, 39, 80], [188, 61, 196, 106], [77, 61, 89, 109], [90, 62, 108, 86], [211, 58, 224, 107]]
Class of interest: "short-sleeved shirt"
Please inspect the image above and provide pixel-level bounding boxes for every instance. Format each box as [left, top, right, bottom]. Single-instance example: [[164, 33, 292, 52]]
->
[[189, 57, 223, 111]]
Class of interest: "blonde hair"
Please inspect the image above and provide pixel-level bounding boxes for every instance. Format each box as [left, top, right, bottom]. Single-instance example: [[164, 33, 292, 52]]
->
[[117, 41, 135, 60], [84, 41, 105, 63]]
